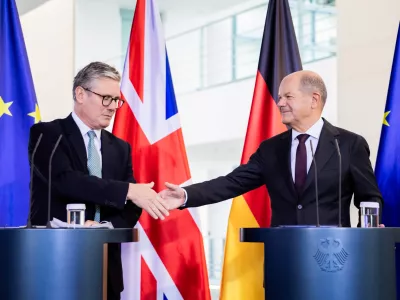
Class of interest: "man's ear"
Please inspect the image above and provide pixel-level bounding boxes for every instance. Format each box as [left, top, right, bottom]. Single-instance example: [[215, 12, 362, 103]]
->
[[75, 86, 85, 104], [311, 92, 321, 109]]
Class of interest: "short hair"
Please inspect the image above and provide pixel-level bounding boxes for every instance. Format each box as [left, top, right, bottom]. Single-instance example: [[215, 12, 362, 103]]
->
[[300, 73, 328, 105], [73, 62, 121, 101]]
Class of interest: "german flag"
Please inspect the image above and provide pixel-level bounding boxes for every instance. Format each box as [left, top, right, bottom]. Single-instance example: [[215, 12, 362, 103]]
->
[[219, 0, 302, 299]]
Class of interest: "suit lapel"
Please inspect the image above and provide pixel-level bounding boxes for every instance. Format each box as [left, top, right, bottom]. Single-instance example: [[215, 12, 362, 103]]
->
[[276, 130, 297, 200], [61, 114, 87, 171], [302, 119, 339, 193], [101, 131, 114, 180]]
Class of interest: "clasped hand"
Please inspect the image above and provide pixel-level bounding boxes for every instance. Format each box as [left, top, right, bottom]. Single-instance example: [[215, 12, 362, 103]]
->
[[158, 182, 186, 210], [127, 182, 186, 220], [127, 182, 170, 220]]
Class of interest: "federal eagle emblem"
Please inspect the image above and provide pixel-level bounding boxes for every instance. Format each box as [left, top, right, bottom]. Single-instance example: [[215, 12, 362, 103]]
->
[[313, 238, 349, 272]]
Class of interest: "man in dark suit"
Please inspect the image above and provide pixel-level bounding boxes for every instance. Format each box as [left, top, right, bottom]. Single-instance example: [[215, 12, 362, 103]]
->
[[159, 70, 383, 227], [29, 62, 169, 300]]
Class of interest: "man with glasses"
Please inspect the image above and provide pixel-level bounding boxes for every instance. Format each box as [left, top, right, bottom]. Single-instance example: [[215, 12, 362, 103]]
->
[[28, 61, 169, 300]]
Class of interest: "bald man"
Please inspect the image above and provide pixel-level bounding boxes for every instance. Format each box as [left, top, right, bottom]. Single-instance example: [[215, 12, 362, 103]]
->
[[160, 70, 383, 227]]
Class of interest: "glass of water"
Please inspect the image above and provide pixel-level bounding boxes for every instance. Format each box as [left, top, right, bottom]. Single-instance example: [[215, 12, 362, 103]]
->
[[66, 204, 86, 227], [360, 202, 380, 228]]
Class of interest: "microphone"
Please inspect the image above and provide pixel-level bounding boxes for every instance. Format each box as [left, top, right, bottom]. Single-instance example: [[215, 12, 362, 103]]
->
[[46, 135, 63, 228], [27, 133, 43, 228], [334, 139, 342, 227], [309, 140, 320, 227]]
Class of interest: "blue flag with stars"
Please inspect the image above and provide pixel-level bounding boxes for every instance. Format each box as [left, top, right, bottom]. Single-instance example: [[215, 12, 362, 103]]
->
[[375, 23, 400, 227], [375, 23, 400, 297], [0, 0, 41, 226]]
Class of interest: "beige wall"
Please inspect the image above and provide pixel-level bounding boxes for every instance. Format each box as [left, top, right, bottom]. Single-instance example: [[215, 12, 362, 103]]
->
[[20, 0, 75, 122], [337, 0, 400, 164], [337, 0, 400, 225]]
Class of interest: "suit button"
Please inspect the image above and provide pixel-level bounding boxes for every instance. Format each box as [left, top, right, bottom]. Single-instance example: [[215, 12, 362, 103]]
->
[[297, 204, 302, 210]]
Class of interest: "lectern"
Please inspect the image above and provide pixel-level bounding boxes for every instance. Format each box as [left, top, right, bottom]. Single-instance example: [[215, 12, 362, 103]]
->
[[241, 227, 400, 300], [0, 228, 138, 300]]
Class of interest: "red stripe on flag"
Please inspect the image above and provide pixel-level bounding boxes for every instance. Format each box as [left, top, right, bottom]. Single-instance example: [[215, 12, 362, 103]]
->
[[113, 107, 210, 300], [128, 0, 146, 101], [141, 256, 157, 300], [241, 71, 286, 227]]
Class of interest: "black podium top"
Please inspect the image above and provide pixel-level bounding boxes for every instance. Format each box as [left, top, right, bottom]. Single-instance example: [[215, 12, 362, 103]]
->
[[0, 227, 138, 243], [241, 226, 400, 242]]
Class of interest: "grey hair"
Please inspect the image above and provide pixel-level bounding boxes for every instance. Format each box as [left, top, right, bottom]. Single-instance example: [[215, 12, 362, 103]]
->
[[300, 73, 328, 105], [73, 62, 121, 101]]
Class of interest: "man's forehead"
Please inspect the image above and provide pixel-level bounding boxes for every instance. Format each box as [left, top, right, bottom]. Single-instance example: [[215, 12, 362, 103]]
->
[[279, 76, 299, 91], [91, 77, 119, 86], [92, 78, 120, 92]]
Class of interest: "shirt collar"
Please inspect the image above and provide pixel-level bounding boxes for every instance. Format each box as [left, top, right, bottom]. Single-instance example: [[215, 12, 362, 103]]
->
[[292, 117, 324, 141], [71, 111, 102, 140]]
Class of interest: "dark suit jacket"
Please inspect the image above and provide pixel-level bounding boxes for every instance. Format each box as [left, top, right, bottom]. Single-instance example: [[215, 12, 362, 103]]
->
[[184, 119, 383, 227], [28, 114, 142, 295]]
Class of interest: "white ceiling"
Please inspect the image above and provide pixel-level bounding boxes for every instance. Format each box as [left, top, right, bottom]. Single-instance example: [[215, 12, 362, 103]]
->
[[16, 0, 251, 16], [15, 0, 50, 15], [157, 0, 252, 14]]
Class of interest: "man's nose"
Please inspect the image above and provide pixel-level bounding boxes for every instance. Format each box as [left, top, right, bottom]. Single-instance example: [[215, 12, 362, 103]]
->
[[108, 100, 117, 110]]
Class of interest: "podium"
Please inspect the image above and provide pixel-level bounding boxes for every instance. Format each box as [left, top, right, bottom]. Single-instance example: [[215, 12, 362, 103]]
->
[[0, 228, 138, 300], [241, 227, 400, 300]]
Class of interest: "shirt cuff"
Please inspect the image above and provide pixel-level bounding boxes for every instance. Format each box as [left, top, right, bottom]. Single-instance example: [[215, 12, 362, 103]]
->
[[181, 188, 188, 207]]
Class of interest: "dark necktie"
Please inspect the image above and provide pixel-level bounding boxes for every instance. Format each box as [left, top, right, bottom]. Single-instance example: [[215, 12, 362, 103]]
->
[[295, 134, 310, 195]]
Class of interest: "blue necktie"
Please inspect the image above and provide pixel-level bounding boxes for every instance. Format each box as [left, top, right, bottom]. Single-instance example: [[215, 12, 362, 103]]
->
[[87, 131, 101, 222]]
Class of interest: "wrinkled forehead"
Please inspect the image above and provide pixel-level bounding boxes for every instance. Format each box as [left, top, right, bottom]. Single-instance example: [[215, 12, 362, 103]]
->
[[90, 77, 121, 97]]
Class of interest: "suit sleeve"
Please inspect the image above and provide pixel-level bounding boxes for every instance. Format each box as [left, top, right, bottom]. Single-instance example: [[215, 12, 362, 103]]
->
[[184, 146, 265, 207], [350, 135, 384, 222], [106, 144, 143, 228], [29, 123, 128, 210]]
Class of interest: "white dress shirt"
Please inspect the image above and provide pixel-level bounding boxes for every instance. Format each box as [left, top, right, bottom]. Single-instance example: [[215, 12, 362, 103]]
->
[[71, 111, 102, 167], [290, 118, 324, 182], [72, 112, 129, 208]]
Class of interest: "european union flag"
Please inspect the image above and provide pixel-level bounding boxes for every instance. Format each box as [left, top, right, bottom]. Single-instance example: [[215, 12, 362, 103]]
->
[[0, 0, 41, 226], [375, 23, 400, 226], [375, 23, 400, 298]]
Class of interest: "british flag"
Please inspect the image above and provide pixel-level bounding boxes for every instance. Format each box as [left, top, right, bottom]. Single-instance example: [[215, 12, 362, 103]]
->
[[112, 0, 211, 299]]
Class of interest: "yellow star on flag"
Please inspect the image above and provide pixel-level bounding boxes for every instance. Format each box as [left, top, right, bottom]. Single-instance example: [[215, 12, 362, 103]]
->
[[28, 104, 41, 124], [383, 111, 390, 126], [0, 96, 13, 118]]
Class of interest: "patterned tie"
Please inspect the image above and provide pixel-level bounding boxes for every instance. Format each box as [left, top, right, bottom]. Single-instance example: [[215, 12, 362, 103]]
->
[[295, 134, 310, 195], [87, 130, 101, 222]]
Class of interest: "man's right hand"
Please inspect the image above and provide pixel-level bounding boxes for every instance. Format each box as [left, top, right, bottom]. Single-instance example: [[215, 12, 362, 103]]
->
[[158, 182, 186, 210], [127, 182, 169, 220]]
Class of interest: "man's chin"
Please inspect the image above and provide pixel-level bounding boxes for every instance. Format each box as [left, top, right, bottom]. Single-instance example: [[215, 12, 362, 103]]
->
[[100, 121, 111, 129]]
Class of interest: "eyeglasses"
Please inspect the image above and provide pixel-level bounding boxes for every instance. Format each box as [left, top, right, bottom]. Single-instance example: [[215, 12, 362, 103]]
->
[[82, 87, 125, 109]]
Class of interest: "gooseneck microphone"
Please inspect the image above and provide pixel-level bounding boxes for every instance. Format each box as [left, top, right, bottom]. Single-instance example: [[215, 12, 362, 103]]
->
[[46, 135, 63, 228], [27, 133, 43, 228], [309, 140, 320, 227], [334, 139, 342, 227]]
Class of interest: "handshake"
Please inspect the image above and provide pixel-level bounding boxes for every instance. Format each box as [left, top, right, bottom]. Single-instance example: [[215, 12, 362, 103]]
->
[[126, 182, 185, 220]]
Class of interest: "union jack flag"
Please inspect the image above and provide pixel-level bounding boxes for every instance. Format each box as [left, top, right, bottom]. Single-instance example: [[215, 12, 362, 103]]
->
[[112, 0, 211, 299]]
